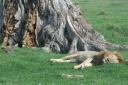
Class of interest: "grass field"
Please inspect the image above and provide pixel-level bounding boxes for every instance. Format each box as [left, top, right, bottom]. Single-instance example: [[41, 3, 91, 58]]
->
[[0, 48, 128, 85], [73, 0, 128, 44], [0, 0, 128, 85]]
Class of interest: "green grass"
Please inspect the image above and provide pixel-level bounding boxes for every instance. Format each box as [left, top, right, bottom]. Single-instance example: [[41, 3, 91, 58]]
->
[[73, 0, 128, 44], [0, 48, 128, 85], [0, 0, 128, 85]]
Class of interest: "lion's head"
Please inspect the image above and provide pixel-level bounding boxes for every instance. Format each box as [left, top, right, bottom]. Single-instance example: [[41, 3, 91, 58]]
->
[[98, 51, 125, 64]]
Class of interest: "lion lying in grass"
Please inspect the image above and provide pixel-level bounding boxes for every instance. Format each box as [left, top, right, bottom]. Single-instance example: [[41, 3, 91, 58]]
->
[[50, 51, 126, 69]]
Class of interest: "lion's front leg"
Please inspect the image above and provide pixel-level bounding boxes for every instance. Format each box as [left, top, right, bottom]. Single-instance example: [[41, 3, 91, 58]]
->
[[74, 58, 93, 69], [74, 63, 92, 69]]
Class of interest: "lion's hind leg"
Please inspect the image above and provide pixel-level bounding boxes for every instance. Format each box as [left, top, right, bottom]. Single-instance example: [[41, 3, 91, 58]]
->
[[50, 52, 81, 63], [50, 59, 72, 63]]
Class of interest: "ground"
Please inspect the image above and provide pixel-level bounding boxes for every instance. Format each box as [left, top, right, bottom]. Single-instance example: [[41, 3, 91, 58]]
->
[[0, 0, 128, 85]]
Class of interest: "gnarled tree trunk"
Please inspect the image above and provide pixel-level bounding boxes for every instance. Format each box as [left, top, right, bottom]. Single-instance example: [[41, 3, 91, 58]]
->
[[0, 0, 128, 53]]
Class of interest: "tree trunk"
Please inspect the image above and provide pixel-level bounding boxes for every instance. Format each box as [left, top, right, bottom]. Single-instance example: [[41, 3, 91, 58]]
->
[[0, 2, 4, 43], [0, 0, 128, 53]]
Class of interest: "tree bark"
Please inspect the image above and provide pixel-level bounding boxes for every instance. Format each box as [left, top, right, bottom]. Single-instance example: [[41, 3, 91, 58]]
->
[[0, 0, 128, 53], [0, 2, 4, 43]]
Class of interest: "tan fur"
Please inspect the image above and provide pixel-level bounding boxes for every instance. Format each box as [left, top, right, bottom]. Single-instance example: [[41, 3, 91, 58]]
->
[[50, 51, 125, 69]]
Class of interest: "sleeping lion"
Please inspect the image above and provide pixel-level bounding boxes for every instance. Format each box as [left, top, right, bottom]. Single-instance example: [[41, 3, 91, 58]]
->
[[50, 51, 126, 69]]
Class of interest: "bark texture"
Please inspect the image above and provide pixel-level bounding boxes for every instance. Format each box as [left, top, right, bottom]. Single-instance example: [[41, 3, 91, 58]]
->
[[0, 0, 128, 53], [0, 3, 4, 42]]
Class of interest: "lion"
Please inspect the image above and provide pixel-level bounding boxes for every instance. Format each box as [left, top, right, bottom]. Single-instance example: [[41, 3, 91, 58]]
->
[[50, 51, 126, 69]]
